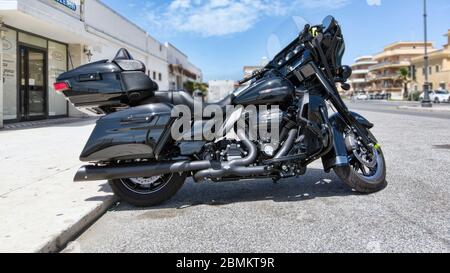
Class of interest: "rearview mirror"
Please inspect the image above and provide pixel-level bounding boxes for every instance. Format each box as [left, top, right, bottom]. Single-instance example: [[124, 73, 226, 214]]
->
[[339, 65, 352, 80]]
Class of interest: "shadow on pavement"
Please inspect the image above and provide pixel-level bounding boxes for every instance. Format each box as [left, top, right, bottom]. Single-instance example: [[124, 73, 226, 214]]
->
[[84, 182, 114, 202], [113, 168, 358, 212]]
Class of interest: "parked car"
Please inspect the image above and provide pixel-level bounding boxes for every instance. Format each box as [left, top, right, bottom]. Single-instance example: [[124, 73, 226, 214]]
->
[[419, 90, 450, 103], [375, 93, 389, 100], [355, 93, 368, 100]]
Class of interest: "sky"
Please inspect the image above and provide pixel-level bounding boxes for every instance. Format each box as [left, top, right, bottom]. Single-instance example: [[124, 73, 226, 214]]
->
[[101, 0, 450, 82]]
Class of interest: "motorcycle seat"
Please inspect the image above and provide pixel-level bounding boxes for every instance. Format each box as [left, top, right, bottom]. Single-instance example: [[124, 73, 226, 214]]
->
[[148, 90, 233, 112]]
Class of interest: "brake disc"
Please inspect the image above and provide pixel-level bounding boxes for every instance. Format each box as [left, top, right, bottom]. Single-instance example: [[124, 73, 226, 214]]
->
[[346, 133, 377, 169]]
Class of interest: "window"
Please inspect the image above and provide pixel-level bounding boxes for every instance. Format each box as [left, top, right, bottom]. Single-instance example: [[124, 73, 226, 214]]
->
[[153, 71, 156, 80], [158, 73, 162, 81], [2, 27, 17, 120], [429, 67, 432, 75], [436, 65, 440, 73]]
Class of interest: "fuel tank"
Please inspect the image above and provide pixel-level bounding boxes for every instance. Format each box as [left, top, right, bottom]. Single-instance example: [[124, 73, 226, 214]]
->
[[233, 75, 294, 109]]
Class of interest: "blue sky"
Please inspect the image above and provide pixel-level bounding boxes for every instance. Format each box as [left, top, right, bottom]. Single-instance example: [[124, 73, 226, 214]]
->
[[101, 0, 450, 82]]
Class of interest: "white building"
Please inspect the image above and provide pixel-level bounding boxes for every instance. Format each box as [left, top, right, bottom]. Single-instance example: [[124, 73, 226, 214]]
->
[[166, 42, 203, 90], [0, 0, 201, 127], [348, 56, 377, 93], [208, 80, 236, 103]]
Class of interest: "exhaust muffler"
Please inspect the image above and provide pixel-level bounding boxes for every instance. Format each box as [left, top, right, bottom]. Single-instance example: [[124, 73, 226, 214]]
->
[[74, 161, 212, 182]]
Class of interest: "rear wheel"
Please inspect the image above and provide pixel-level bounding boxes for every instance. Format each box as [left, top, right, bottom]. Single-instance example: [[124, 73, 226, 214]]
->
[[109, 173, 187, 207], [334, 130, 387, 193]]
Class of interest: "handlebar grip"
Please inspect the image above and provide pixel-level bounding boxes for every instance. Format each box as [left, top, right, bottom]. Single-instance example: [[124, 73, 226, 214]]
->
[[238, 78, 250, 85]]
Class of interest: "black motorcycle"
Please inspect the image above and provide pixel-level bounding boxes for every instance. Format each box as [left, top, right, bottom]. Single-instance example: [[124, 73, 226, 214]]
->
[[54, 16, 387, 207]]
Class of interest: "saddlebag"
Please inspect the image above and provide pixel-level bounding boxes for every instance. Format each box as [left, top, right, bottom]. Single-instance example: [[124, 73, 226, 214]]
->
[[79, 103, 174, 162]]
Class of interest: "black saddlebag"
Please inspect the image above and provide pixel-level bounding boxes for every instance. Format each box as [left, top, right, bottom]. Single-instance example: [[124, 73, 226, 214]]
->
[[79, 103, 174, 162]]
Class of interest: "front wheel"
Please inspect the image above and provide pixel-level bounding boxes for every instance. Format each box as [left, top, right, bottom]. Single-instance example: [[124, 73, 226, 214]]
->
[[109, 173, 187, 207], [334, 131, 387, 193]]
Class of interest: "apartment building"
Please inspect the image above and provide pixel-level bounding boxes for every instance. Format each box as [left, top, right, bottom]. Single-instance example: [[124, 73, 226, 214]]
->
[[410, 30, 450, 92], [368, 42, 435, 99], [166, 43, 203, 90], [348, 56, 377, 93], [0, 0, 201, 128]]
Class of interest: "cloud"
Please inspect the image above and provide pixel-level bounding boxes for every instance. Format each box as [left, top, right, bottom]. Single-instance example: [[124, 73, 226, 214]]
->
[[143, 0, 351, 37], [366, 0, 381, 6]]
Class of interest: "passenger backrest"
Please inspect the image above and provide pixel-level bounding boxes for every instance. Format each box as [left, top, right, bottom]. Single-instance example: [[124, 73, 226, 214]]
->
[[113, 48, 146, 72], [114, 59, 146, 72]]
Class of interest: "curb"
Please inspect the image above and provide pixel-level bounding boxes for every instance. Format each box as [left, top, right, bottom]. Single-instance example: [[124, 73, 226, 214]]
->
[[1, 117, 97, 132], [398, 106, 450, 113], [37, 195, 118, 253]]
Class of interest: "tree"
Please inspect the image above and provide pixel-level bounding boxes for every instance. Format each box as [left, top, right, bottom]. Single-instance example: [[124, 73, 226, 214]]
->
[[398, 67, 410, 100], [183, 81, 209, 97]]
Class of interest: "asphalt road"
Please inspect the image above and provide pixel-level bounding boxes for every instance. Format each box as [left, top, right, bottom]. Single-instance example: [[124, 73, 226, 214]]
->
[[347, 100, 450, 120], [65, 104, 450, 253]]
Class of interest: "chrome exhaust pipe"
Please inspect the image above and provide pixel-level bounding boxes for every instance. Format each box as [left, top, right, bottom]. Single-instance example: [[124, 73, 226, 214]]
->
[[194, 129, 297, 182], [194, 128, 260, 181], [275, 129, 298, 159]]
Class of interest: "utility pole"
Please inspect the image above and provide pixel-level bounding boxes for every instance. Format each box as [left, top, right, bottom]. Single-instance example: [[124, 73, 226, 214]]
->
[[422, 0, 432, 107]]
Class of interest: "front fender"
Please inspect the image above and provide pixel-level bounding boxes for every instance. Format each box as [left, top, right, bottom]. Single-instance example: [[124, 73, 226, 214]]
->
[[329, 111, 374, 132], [322, 112, 374, 172]]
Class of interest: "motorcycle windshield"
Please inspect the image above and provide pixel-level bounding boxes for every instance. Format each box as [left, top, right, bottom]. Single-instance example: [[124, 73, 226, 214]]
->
[[266, 16, 310, 61]]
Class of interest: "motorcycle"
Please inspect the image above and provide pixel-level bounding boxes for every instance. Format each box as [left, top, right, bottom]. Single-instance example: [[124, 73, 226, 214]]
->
[[54, 16, 387, 207]]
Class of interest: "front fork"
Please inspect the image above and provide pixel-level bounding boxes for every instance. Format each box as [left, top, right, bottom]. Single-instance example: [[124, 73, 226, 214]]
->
[[304, 62, 378, 172], [310, 62, 376, 148]]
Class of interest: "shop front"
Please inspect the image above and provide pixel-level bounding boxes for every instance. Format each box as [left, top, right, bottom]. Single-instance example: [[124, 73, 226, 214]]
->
[[1, 0, 199, 128], [2, 26, 68, 123]]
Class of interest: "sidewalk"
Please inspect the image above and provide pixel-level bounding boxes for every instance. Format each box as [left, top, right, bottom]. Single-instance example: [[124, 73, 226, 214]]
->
[[0, 118, 116, 253]]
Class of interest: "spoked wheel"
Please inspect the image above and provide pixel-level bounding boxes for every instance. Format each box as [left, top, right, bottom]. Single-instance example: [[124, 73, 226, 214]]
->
[[334, 130, 387, 193], [109, 173, 187, 207]]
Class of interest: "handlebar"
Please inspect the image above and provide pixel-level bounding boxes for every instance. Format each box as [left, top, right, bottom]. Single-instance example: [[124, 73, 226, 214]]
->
[[238, 68, 268, 85]]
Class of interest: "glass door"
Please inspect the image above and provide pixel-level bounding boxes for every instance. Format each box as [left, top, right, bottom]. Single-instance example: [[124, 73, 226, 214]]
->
[[19, 46, 47, 121]]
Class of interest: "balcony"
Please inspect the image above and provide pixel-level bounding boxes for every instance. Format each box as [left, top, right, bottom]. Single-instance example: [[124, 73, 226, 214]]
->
[[352, 69, 369, 75], [349, 78, 367, 84], [371, 84, 403, 92], [369, 73, 401, 81], [369, 61, 410, 71]]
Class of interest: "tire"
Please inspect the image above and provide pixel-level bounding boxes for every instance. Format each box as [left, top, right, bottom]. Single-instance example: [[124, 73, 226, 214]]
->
[[335, 147, 387, 193], [109, 173, 187, 207]]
